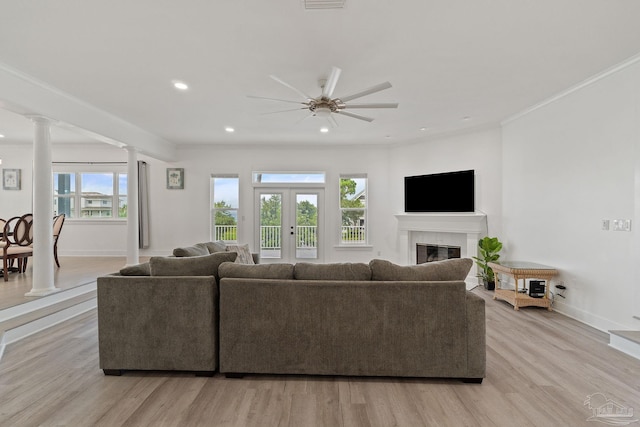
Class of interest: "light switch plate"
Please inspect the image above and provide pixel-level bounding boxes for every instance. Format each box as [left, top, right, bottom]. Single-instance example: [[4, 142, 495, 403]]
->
[[613, 219, 632, 231]]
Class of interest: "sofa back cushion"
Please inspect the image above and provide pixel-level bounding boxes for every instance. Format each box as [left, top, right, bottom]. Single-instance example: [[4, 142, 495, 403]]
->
[[204, 240, 227, 253], [172, 243, 210, 257], [293, 262, 372, 281], [369, 258, 472, 281], [150, 252, 237, 279], [119, 262, 151, 276], [219, 262, 294, 280]]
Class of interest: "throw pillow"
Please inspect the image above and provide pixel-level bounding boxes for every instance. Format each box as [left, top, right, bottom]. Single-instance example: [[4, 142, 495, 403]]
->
[[219, 262, 294, 280], [172, 243, 209, 257], [293, 262, 372, 281], [119, 262, 151, 276], [150, 252, 237, 279], [226, 244, 255, 264], [369, 258, 472, 281]]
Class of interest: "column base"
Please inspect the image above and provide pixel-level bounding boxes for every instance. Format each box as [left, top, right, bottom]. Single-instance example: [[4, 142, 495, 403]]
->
[[25, 287, 62, 297]]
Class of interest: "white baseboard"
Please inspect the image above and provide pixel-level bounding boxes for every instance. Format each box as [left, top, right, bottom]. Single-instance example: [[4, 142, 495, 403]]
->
[[609, 333, 640, 361], [551, 299, 631, 333]]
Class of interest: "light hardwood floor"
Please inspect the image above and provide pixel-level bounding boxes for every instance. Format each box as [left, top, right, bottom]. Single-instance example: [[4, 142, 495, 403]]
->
[[0, 257, 142, 310], [1, 281, 639, 426]]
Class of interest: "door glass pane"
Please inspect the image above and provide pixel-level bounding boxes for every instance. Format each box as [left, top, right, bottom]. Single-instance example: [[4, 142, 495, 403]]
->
[[296, 193, 318, 259], [259, 193, 282, 259]]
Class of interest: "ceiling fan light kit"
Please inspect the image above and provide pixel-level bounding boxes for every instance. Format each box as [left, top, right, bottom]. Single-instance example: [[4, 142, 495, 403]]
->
[[249, 66, 398, 126]]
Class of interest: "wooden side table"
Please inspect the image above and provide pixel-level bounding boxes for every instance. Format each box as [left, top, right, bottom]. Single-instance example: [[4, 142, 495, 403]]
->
[[488, 261, 558, 311]]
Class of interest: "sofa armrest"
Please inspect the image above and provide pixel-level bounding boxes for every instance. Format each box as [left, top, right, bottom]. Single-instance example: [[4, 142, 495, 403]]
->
[[465, 291, 486, 379], [97, 275, 218, 373]]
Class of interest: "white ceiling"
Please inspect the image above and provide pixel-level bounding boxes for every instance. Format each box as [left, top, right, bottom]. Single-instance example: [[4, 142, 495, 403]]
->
[[2, 0, 640, 152]]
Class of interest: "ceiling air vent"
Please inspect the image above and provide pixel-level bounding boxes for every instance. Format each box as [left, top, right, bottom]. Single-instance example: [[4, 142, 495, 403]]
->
[[304, 0, 345, 9]]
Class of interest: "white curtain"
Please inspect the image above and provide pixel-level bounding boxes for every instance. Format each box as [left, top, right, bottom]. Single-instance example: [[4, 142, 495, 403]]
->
[[138, 160, 150, 248]]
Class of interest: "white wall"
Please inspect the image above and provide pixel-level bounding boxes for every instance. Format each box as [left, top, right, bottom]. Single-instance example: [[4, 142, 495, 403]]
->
[[502, 59, 640, 331], [139, 144, 394, 263], [0, 144, 33, 218], [2, 129, 503, 264], [389, 127, 504, 239]]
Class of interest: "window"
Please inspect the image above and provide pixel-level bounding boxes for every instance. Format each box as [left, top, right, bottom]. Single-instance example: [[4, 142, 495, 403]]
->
[[253, 172, 325, 184], [211, 175, 239, 242], [339, 174, 367, 245], [53, 164, 127, 219]]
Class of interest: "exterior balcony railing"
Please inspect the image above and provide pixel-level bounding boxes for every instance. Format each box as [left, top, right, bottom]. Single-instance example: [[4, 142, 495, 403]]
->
[[214, 224, 365, 250]]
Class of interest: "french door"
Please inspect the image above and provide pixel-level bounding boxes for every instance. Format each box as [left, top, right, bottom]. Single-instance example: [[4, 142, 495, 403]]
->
[[255, 188, 324, 263]]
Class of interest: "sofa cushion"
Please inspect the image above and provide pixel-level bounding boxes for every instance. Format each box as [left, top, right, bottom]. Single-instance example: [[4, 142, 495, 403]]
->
[[219, 262, 294, 280], [203, 240, 227, 253], [119, 262, 151, 276], [226, 244, 255, 264], [172, 243, 209, 257], [293, 262, 372, 281], [369, 258, 472, 281], [150, 252, 237, 279]]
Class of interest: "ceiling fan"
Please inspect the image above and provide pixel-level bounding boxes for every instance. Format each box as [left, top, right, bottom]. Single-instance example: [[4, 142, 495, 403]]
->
[[249, 66, 398, 126]]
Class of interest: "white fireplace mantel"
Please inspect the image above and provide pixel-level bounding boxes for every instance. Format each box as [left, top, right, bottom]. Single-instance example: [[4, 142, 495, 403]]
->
[[395, 213, 487, 286]]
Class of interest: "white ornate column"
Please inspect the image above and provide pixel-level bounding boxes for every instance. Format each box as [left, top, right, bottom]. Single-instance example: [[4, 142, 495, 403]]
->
[[26, 116, 59, 296], [125, 147, 139, 266]]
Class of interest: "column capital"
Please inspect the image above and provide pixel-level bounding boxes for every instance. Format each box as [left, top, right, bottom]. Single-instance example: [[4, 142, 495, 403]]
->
[[25, 115, 56, 126]]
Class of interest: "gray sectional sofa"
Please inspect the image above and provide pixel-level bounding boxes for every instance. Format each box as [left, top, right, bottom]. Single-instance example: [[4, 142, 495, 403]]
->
[[97, 248, 485, 383]]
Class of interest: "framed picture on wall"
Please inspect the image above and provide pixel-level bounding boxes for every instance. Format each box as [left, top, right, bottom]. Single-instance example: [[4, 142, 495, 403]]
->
[[166, 168, 184, 189], [2, 169, 21, 190]]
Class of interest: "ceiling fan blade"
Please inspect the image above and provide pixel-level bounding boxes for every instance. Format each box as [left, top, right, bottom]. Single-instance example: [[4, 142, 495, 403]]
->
[[336, 110, 374, 122], [261, 107, 309, 115], [247, 95, 308, 105], [295, 112, 316, 125], [327, 115, 339, 128], [321, 66, 342, 99], [269, 74, 312, 101], [344, 102, 399, 109], [339, 81, 393, 102]]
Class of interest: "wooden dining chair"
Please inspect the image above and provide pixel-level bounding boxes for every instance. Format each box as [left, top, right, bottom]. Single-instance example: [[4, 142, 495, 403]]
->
[[53, 214, 65, 268], [2, 214, 34, 281]]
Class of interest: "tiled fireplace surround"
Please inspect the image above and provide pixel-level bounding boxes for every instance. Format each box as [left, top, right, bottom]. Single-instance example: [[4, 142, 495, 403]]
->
[[395, 213, 487, 288]]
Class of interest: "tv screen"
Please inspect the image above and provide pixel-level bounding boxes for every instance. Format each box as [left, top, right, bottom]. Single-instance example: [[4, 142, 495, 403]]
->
[[404, 170, 475, 213]]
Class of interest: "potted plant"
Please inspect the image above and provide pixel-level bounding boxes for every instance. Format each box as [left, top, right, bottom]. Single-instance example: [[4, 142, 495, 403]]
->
[[472, 236, 502, 290]]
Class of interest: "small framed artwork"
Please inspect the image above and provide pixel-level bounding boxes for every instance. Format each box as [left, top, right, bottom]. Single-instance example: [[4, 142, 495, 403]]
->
[[2, 169, 21, 190], [166, 168, 185, 189]]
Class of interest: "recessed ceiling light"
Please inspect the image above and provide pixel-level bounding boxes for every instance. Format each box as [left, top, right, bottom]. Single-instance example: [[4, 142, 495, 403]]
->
[[419, 127, 429, 131], [225, 127, 235, 133], [462, 116, 471, 121], [320, 127, 329, 133], [0, 134, 4, 138], [172, 80, 189, 90]]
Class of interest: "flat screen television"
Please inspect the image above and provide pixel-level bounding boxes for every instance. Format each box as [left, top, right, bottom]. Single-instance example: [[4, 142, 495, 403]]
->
[[404, 170, 475, 213]]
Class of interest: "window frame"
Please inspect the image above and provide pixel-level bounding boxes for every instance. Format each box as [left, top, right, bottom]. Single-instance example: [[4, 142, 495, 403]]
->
[[339, 173, 368, 246], [210, 174, 240, 243], [53, 163, 127, 221]]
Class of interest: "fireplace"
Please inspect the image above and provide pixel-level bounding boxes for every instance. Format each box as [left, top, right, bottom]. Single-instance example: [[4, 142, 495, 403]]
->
[[395, 213, 487, 286], [417, 244, 461, 264]]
